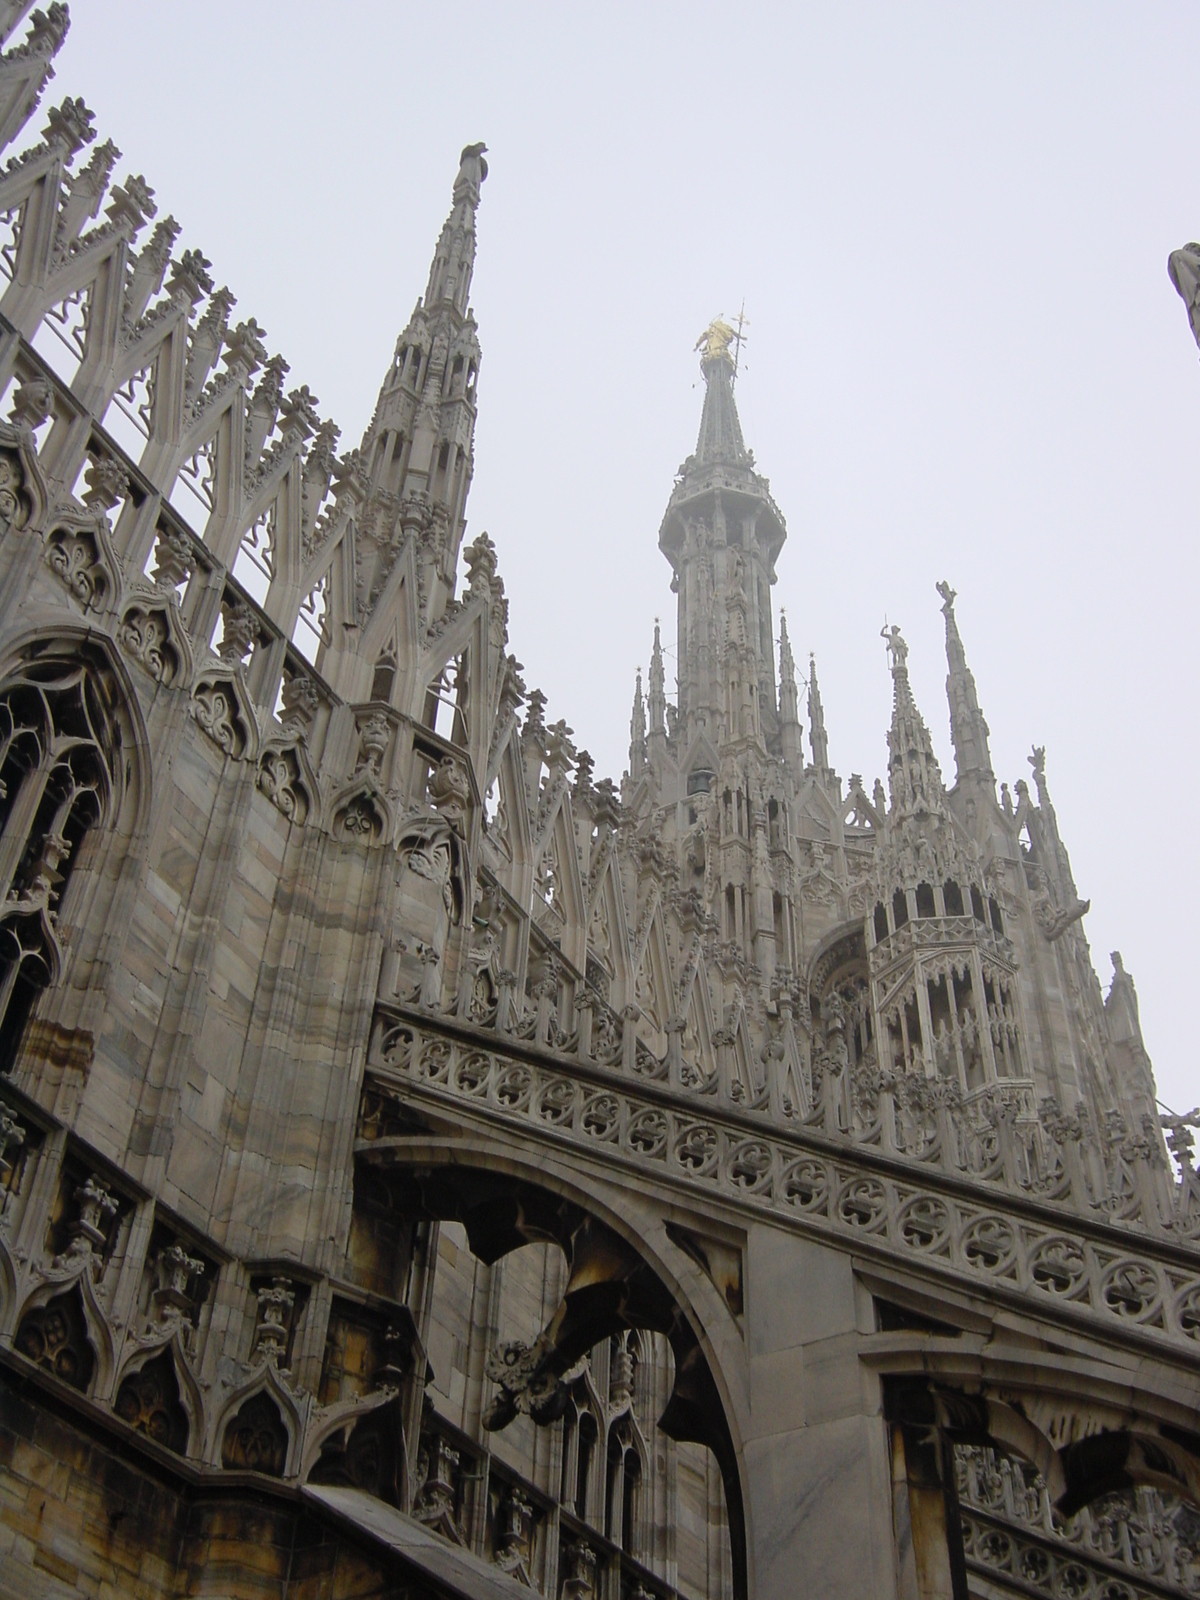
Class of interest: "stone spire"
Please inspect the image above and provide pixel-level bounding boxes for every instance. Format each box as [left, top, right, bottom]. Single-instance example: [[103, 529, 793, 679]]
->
[[807, 653, 830, 777], [936, 581, 993, 789], [647, 620, 667, 772], [694, 320, 748, 464], [778, 613, 802, 774], [358, 143, 488, 624], [881, 625, 946, 819], [424, 141, 488, 316], [659, 321, 787, 762], [629, 669, 646, 781]]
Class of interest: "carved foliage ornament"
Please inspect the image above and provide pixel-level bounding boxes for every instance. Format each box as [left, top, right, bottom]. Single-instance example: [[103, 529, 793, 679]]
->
[[256, 741, 310, 824], [44, 513, 119, 612], [191, 671, 254, 760], [118, 598, 187, 685]]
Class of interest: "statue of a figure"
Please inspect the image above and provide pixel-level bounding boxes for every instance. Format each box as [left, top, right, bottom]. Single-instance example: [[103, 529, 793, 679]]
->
[[452, 141, 488, 203], [881, 623, 908, 667], [695, 317, 737, 365]]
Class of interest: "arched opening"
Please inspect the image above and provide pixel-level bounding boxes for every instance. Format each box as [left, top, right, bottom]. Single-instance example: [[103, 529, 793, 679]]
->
[[885, 1372, 1200, 1600], [915, 882, 936, 919], [576, 1410, 598, 1522], [893, 888, 910, 930], [0, 645, 135, 1076], [874, 902, 889, 944], [114, 1348, 189, 1454], [943, 879, 964, 916], [344, 1156, 746, 1599], [622, 1445, 642, 1554]]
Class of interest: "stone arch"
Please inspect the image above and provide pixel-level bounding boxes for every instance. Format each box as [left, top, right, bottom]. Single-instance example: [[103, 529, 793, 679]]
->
[[328, 772, 393, 847], [112, 1345, 190, 1455], [14, 1269, 116, 1398], [210, 1363, 303, 1478], [0, 418, 49, 537], [300, 1385, 402, 1490], [255, 735, 316, 826], [0, 627, 152, 1073], [117, 591, 192, 688], [351, 1139, 751, 1599], [113, 1329, 206, 1460], [877, 1337, 1200, 1600]]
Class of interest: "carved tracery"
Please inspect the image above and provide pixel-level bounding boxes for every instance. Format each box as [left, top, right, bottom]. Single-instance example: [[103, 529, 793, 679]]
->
[[0, 650, 124, 1063]]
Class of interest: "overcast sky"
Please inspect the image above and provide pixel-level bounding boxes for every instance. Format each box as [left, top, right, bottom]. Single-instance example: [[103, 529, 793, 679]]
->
[[47, 3, 1200, 1114]]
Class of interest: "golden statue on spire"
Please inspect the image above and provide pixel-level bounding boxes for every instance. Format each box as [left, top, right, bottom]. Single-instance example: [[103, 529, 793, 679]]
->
[[695, 316, 737, 364]]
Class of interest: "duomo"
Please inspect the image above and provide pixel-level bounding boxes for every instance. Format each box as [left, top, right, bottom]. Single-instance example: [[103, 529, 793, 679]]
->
[[0, 8, 1196, 1600]]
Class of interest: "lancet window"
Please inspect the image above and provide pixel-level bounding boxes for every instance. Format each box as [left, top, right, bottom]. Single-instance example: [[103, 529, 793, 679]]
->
[[0, 652, 123, 1069]]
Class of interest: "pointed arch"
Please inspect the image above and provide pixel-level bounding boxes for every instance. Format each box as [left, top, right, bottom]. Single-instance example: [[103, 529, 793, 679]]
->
[[586, 844, 633, 1000], [632, 893, 675, 1048], [190, 663, 258, 762], [112, 1337, 201, 1457], [209, 1360, 306, 1477], [357, 536, 420, 701], [15, 1266, 117, 1399], [483, 715, 533, 904], [532, 788, 587, 971]]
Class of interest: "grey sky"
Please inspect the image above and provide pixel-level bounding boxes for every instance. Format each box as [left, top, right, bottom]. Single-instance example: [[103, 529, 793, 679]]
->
[[49, 2, 1199, 1112]]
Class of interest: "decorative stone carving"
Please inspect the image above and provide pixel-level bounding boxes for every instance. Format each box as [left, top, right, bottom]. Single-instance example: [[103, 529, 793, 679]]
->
[[118, 597, 188, 684], [217, 595, 257, 664], [14, 1286, 95, 1390], [191, 671, 254, 760], [44, 513, 119, 610], [355, 709, 390, 776], [150, 525, 192, 590], [81, 454, 129, 512], [256, 741, 310, 824], [221, 1389, 287, 1476], [151, 1242, 205, 1325], [114, 1348, 189, 1453], [560, 1541, 598, 1600], [279, 670, 320, 733], [331, 781, 389, 845], [252, 1277, 296, 1367], [52, 1174, 118, 1272]]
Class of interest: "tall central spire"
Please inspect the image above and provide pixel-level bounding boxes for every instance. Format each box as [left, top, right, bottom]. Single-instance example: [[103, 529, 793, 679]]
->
[[694, 318, 748, 464], [656, 320, 788, 764]]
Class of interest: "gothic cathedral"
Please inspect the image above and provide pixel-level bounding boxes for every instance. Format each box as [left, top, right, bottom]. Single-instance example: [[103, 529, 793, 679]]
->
[[0, 9, 1194, 1600]]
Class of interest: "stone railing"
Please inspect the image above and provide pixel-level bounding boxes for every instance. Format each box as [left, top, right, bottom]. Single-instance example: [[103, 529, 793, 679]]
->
[[364, 1011, 1200, 1357], [958, 1446, 1200, 1600], [413, 954, 1200, 1247]]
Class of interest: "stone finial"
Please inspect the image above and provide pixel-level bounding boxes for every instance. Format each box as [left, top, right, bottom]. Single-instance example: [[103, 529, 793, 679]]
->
[[151, 525, 192, 590], [152, 1242, 203, 1320], [217, 597, 257, 663], [253, 1277, 295, 1365], [9, 376, 52, 429], [43, 94, 95, 155], [81, 454, 128, 512]]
